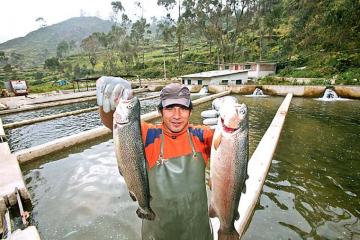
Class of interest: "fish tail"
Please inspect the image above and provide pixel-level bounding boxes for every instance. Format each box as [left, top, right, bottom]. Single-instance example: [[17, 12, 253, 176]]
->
[[136, 207, 156, 221], [218, 227, 240, 240]]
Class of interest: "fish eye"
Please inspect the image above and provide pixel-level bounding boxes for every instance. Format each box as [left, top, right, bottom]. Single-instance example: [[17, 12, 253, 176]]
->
[[239, 108, 246, 115], [127, 103, 133, 109]]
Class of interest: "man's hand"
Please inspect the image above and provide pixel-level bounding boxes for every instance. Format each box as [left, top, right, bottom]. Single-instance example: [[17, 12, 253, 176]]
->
[[96, 76, 133, 113], [201, 109, 219, 127], [201, 96, 239, 128]]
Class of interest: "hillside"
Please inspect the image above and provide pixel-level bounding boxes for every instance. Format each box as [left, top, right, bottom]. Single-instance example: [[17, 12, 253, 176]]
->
[[0, 16, 113, 66], [0, 0, 359, 90]]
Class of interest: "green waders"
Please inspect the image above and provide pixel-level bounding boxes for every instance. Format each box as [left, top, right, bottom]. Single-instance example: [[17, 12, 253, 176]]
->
[[142, 130, 213, 240]]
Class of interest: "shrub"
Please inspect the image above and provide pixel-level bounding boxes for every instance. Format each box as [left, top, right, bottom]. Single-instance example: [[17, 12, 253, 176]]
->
[[33, 71, 44, 79], [337, 68, 360, 85]]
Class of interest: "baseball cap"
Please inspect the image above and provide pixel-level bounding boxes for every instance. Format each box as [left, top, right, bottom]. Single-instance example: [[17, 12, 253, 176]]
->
[[160, 83, 191, 108]]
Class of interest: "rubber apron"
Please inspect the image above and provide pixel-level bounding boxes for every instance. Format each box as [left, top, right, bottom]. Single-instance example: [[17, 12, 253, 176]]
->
[[142, 129, 213, 240]]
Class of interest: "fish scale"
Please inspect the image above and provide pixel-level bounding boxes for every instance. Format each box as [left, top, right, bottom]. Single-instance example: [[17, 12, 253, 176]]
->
[[113, 97, 155, 221], [209, 101, 249, 240]]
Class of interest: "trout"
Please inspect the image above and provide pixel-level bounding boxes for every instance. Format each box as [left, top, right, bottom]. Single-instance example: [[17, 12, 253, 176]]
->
[[209, 100, 249, 240], [113, 97, 155, 221]]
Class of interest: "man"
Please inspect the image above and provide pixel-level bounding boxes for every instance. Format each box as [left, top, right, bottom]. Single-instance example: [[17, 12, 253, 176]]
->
[[97, 76, 213, 239]]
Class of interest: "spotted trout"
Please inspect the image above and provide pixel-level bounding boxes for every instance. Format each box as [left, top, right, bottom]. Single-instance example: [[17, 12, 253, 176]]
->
[[209, 99, 249, 240], [113, 97, 155, 221]]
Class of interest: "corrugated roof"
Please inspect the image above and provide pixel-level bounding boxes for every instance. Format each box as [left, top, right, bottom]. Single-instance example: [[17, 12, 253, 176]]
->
[[179, 70, 248, 78]]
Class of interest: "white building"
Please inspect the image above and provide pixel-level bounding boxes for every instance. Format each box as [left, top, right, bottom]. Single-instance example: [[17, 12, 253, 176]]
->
[[219, 62, 276, 79], [180, 70, 249, 86]]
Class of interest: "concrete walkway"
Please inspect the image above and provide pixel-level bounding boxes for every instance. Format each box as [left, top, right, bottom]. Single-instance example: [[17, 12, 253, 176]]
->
[[0, 117, 40, 239], [0, 88, 149, 115], [0, 91, 97, 110]]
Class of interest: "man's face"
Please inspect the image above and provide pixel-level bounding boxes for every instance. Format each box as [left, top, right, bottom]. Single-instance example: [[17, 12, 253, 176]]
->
[[161, 104, 191, 133]]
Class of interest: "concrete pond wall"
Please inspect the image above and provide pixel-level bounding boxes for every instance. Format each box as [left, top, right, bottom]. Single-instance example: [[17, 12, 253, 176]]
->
[[208, 85, 360, 99]]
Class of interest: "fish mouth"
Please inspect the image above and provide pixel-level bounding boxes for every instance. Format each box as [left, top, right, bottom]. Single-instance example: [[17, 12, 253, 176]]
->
[[115, 119, 130, 124], [221, 118, 238, 133], [114, 112, 130, 125], [114, 118, 130, 125]]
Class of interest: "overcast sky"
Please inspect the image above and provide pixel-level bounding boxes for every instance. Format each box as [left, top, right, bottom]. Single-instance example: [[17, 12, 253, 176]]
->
[[0, 0, 177, 44]]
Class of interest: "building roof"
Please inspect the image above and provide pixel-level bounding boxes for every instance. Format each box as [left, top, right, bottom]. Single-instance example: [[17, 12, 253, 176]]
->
[[180, 70, 248, 78], [221, 61, 277, 65]]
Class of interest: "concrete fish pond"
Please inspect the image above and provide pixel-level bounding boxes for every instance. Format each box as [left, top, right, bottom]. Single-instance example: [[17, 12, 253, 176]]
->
[[2, 91, 208, 153], [2, 93, 161, 152], [1, 86, 359, 239]]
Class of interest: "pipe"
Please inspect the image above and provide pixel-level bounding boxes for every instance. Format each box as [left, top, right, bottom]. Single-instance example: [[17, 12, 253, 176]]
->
[[15, 188, 29, 227]]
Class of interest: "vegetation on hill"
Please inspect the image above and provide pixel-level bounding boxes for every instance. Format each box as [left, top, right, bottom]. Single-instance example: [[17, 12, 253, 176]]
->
[[0, 17, 113, 67], [0, 0, 359, 93]]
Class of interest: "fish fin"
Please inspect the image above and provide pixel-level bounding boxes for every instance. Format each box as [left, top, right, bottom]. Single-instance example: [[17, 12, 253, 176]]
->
[[241, 183, 246, 193], [242, 174, 248, 193], [129, 191, 137, 202], [136, 207, 156, 221], [208, 204, 217, 218], [213, 131, 222, 150], [218, 227, 240, 240], [208, 178, 212, 190], [234, 210, 240, 221]]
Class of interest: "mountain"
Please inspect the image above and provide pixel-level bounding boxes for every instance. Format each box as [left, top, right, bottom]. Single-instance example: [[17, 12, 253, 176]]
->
[[0, 16, 113, 66]]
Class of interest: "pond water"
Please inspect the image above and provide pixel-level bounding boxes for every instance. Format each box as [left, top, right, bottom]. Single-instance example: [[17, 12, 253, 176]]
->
[[243, 97, 360, 240], [17, 95, 360, 239], [5, 92, 206, 152], [2, 101, 97, 124]]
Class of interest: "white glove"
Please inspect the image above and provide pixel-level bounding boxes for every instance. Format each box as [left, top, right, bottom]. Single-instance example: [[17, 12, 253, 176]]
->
[[96, 76, 133, 113], [201, 96, 238, 128]]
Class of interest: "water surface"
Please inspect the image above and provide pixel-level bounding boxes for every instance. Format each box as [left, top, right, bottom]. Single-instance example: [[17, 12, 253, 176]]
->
[[243, 98, 360, 240], [5, 92, 161, 152], [20, 95, 282, 239], [19, 96, 360, 239]]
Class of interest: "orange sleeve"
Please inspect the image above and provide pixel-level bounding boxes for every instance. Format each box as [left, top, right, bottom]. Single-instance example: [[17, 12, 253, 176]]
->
[[141, 121, 162, 169], [190, 125, 214, 166], [204, 126, 214, 164]]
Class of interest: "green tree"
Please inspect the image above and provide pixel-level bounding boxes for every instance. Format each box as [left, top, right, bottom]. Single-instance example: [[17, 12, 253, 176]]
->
[[158, 0, 186, 63], [56, 40, 69, 58], [3, 64, 12, 72], [111, 1, 124, 15], [35, 17, 47, 28], [81, 35, 100, 70], [69, 40, 76, 53], [157, 14, 176, 42], [33, 71, 44, 79], [157, 0, 177, 10], [40, 48, 49, 63], [9, 52, 25, 66], [0, 51, 8, 65], [73, 64, 81, 78], [131, 18, 150, 67], [44, 57, 60, 71]]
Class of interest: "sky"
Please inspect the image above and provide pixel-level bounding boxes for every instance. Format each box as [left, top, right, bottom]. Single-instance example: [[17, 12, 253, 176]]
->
[[0, 0, 177, 44]]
